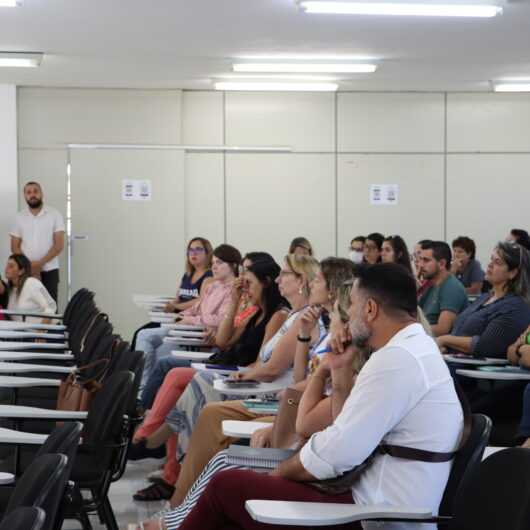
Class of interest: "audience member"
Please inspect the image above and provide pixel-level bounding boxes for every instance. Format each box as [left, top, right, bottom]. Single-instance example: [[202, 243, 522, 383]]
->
[[508, 228, 530, 251], [348, 236, 365, 264], [413, 239, 433, 298], [289, 237, 313, 256], [418, 241, 468, 336], [174, 263, 463, 530], [438, 241, 530, 357], [10, 182, 65, 303], [381, 235, 413, 274], [451, 236, 484, 294], [363, 232, 384, 265], [131, 237, 213, 350], [4, 253, 57, 323]]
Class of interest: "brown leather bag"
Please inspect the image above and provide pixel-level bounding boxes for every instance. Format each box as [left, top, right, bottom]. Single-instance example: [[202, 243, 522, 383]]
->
[[56, 358, 110, 412], [270, 387, 303, 449]]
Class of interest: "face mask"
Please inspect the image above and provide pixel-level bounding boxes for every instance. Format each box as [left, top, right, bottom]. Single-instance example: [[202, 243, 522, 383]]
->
[[349, 250, 364, 264]]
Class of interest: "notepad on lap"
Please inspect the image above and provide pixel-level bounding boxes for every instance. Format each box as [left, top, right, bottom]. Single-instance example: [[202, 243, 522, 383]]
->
[[226, 445, 295, 469]]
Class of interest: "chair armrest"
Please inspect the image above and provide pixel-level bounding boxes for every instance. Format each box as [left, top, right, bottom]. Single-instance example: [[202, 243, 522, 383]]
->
[[0, 331, 66, 340], [245, 501, 432, 526], [0, 342, 69, 351], [0, 405, 87, 420], [0, 375, 62, 388], [0, 352, 74, 362], [222, 420, 273, 438], [0, 310, 64, 319], [171, 350, 214, 362], [0, 363, 73, 374], [213, 378, 287, 397]]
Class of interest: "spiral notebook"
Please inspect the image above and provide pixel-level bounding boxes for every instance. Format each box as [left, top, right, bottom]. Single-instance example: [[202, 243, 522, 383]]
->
[[226, 445, 295, 469]]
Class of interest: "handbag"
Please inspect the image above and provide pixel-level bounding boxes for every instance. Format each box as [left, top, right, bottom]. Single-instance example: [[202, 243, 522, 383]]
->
[[270, 387, 303, 449], [56, 358, 110, 412]]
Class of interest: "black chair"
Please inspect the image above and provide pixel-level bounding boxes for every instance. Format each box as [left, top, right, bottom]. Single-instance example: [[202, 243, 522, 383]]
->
[[438, 413, 492, 519], [66, 370, 133, 530], [5, 454, 68, 530], [449, 447, 530, 530], [0, 507, 45, 530]]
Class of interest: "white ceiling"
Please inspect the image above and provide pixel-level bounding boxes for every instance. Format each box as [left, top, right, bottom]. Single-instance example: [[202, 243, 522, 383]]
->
[[0, 0, 530, 91]]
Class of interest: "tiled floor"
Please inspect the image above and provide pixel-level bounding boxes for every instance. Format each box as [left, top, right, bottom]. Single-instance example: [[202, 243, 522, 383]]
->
[[63, 458, 167, 529]]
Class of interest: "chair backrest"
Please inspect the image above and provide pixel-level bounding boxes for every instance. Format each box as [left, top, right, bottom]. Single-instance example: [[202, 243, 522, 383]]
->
[[6, 454, 68, 519], [105, 349, 144, 417], [63, 289, 94, 327], [0, 507, 45, 530], [450, 447, 530, 530], [439, 413, 492, 516], [36, 421, 83, 467], [83, 370, 133, 445]]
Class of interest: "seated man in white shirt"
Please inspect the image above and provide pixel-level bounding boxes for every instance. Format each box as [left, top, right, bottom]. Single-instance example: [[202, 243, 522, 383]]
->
[[174, 262, 464, 530]]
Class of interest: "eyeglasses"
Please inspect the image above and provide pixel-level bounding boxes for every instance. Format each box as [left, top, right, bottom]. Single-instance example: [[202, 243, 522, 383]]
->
[[188, 248, 206, 255]]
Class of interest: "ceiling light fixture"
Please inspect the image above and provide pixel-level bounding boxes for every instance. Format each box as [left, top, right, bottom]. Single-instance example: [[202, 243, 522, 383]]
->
[[298, 1, 503, 18], [214, 82, 338, 92], [0, 1, 21, 6], [0, 52, 43, 67], [233, 63, 377, 73], [494, 82, 530, 92]]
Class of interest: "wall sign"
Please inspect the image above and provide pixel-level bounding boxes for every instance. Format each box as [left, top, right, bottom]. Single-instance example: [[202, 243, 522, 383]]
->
[[370, 184, 399, 206], [122, 179, 152, 201]]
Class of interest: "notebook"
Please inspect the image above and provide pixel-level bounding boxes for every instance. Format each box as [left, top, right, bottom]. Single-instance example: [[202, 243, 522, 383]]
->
[[226, 445, 295, 469]]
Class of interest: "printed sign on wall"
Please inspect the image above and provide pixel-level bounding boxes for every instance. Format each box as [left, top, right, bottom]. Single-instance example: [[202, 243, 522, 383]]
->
[[122, 179, 152, 201], [370, 184, 399, 206]]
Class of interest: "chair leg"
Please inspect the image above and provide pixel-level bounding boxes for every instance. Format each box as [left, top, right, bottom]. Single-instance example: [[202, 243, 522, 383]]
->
[[71, 486, 94, 530], [102, 494, 119, 530]]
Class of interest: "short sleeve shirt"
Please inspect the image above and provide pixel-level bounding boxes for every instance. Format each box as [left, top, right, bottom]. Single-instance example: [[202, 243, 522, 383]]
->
[[456, 259, 484, 288], [10, 206, 65, 272], [419, 274, 469, 326]]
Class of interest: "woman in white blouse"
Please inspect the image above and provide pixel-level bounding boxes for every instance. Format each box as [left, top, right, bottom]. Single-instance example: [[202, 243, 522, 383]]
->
[[5, 254, 57, 323]]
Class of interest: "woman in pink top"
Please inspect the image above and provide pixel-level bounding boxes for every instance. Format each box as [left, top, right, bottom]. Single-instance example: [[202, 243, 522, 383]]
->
[[136, 245, 241, 395]]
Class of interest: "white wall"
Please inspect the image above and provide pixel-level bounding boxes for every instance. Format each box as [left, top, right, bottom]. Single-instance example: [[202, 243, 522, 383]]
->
[[0, 85, 17, 268], [15, 88, 530, 316]]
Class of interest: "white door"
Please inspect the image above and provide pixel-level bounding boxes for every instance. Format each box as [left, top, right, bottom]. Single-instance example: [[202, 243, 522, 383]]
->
[[69, 148, 185, 341]]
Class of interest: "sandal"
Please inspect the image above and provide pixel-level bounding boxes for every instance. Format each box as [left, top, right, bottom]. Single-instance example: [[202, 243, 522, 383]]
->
[[133, 481, 175, 502]]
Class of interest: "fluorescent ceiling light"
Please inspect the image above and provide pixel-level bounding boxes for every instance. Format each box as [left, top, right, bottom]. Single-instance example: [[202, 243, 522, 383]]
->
[[0, 1, 21, 6], [494, 83, 530, 92], [299, 1, 503, 17], [219, 74, 339, 81], [233, 63, 377, 73], [215, 82, 338, 92], [0, 52, 43, 68]]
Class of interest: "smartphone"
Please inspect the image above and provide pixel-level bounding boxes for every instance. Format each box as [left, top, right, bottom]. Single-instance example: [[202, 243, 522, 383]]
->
[[224, 379, 260, 388]]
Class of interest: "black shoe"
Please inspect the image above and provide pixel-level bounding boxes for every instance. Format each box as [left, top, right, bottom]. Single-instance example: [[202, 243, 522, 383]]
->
[[128, 439, 166, 461]]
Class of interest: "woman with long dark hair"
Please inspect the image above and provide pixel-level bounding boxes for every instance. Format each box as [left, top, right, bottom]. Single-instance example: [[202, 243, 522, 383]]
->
[[5, 253, 56, 323]]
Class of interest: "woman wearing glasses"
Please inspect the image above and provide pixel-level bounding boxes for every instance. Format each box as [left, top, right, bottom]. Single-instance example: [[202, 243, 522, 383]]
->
[[436, 241, 530, 359], [131, 237, 213, 349]]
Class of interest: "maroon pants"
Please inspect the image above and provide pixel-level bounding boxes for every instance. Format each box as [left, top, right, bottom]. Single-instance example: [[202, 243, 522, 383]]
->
[[178, 469, 362, 530]]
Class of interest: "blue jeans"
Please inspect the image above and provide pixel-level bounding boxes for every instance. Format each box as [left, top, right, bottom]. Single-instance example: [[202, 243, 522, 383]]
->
[[140, 355, 192, 409], [519, 383, 530, 438]]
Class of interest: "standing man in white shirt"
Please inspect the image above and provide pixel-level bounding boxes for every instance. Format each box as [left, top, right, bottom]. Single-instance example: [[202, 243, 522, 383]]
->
[[9, 181, 65, 304], [174, 263, 464, 530]]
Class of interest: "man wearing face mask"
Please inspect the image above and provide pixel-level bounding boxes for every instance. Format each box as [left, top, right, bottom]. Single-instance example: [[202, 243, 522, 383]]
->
[[349, 235, 365, 264], [10, 181, 65, 304]]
